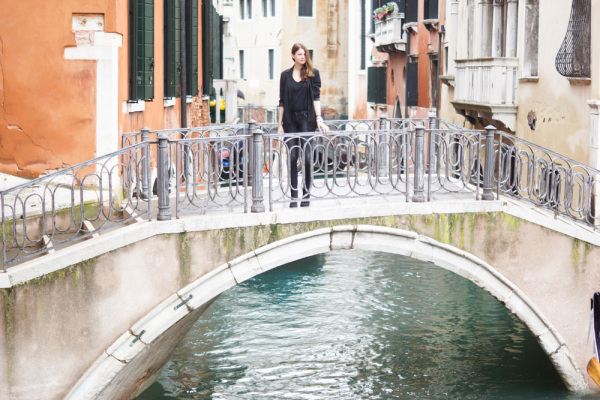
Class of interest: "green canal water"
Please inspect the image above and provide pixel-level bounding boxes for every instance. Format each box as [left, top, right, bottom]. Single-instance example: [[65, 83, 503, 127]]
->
[[137, 250, 599, 399]]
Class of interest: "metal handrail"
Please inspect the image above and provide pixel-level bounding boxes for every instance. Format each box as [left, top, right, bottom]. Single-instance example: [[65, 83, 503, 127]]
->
[[1, 142, 151, 268], [3, 117, 600, 269]]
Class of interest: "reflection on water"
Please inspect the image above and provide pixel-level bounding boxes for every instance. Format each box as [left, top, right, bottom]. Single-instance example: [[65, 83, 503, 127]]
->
[[137, 250, 595, 399]]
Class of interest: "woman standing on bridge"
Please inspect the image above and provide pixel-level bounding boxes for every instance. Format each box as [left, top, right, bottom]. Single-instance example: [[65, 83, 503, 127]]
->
[[278, 42, 329, 208]]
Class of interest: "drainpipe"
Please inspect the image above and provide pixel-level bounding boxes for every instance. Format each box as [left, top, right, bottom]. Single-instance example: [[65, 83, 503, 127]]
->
[[404, 31, 410, 120], [179, 0, 187, 129], [180, 0, 189, 182], [436, 25, 445, 118]]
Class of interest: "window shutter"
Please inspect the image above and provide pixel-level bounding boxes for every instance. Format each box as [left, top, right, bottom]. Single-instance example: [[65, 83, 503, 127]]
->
[[129, 0, 155, 101], [186, 0, 199, 96], [406, 0, 418, 23], [406, 59, 418, 106], [164, 0, 180, 98], [367, 66, 387, 104], [202, 1, 222, 96], [424, 0, 438, 20]]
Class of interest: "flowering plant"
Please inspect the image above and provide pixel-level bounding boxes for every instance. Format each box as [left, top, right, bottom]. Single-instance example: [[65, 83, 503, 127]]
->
[[372, 2, 398, 20]]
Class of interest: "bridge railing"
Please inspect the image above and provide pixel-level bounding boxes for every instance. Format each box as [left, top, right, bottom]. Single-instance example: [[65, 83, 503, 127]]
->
[[1, 143, 151, 268], [494, 131, 599, 225], [4, 117, 600, 268]]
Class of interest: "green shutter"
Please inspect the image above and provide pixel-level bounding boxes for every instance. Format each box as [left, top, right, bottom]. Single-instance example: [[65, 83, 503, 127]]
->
[[164, 0, 180, 98], [187, 0, 199, 96], [406, 59, 419, 106], [202, 1, 223, 97], [129, 0, 154, 101]]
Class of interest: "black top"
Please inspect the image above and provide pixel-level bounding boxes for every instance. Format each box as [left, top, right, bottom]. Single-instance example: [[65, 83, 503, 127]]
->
[[289, 79, 309, 112], [279, 66, 321, 132]]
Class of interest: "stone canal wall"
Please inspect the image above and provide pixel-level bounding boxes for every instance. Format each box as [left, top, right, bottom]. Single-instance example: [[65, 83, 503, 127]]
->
[[1, 199, 599, 398]]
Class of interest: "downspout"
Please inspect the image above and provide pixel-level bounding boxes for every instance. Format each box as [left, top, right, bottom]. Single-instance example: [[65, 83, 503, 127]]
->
[[436, 25, 445, 117], [404, 29, 409, 120], [180, 0, 187, 129]]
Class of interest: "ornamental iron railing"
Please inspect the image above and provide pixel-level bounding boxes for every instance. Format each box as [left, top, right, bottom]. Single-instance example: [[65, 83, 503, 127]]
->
[[2, 117, 599, 269], [1, 143, 151, 267]]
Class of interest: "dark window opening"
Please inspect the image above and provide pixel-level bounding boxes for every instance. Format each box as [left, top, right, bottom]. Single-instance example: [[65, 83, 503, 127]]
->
[[269, 49, 274, 80], [406, 58, 418, 106], [299, 0, 313, 17]]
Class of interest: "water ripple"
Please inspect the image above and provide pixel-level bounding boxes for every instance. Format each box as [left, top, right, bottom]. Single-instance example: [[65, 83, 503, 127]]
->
[[138, 250, 586, 400]]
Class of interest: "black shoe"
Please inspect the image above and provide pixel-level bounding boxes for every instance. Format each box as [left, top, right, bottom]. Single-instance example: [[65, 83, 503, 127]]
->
[[290, 202, 298, 208], [300, 201, 310, 207]]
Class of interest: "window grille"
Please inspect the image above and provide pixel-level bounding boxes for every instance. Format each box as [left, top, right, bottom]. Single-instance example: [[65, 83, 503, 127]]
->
[[555, 0, 590, 78], [129, 0, 154, 101]]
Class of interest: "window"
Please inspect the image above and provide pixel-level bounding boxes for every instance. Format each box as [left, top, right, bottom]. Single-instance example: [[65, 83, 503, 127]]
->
[[406, 58, 418, 106], [240, 0, 245, 19], [299, 0, 312, 17], [164, 0, 180, 98], [367, 66, 387, 104], [246, 0, 252, 19], [186, 0, 199, 95], [164, 0, 199, 98], [308, 49, 314, 61], [202, 0, 223, 95], [556, 0, 589, 77], [522, 0, 538, 77], [262, 0, 267, 17], [239, 50, 245, 79], [429, 55, 438, 109], [270, 0, 275, 16], [360, 0, 366, 70], [129, 0, 154, 101], [268, 49, 274, 79], [406, 0, 418, 23], [423, 0, 438, 20]]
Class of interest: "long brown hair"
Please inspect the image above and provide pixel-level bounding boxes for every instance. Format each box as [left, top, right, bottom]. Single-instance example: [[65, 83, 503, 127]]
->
[[291, 42, 314, 81]]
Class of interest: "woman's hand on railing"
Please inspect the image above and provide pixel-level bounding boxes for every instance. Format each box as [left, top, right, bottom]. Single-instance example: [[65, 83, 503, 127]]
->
[[317, 118, 329, 134], [277, 123, 284, 134]]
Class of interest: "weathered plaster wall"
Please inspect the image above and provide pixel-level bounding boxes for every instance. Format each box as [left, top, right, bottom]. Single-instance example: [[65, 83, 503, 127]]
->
[[0, 2, 107, 177], [0, 0, 203, 178], [514, 0, 591, 163], [1, 210, 598, 398]]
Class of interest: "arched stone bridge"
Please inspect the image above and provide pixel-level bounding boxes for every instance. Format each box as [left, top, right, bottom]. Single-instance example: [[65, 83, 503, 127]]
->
[[1, 196, 599, 399]]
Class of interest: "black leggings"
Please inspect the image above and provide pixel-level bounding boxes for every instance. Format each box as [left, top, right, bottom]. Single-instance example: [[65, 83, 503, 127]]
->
[[285, 112, 313, 200]]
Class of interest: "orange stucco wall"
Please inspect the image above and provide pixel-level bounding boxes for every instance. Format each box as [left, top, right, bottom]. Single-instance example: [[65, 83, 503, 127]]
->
[[0, 0, 203, 179]]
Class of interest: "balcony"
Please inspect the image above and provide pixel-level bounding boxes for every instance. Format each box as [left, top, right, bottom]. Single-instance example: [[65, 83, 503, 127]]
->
[[451, 57, 518, 131], [374, 13, 406, 53]]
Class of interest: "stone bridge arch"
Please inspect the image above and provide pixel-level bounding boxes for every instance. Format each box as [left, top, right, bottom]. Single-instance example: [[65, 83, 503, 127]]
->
[[67, 224, 587, 399]]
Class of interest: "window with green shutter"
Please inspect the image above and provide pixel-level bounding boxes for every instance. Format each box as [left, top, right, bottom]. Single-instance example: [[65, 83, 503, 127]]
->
[[202, 1, 223, 96], [129, 0, 155, 101], [164, 0, 181, 98], [186, 0, 199, 96]]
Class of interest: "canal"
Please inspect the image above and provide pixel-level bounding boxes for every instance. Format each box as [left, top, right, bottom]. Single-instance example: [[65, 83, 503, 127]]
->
[[137, 250, 595, 399]]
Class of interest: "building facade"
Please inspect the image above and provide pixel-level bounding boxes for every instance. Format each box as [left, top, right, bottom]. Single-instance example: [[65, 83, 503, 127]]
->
[[0, 0, 216, 178], [369, 0, 445, 119], [223, 0, 373, 120], [440, 0, 600, 167]]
